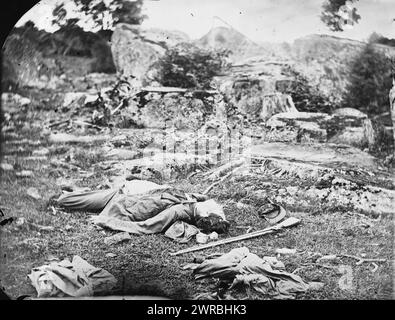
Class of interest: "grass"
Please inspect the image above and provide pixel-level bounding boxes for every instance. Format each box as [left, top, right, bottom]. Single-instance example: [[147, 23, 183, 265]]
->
[[0, 94, 393, 300]]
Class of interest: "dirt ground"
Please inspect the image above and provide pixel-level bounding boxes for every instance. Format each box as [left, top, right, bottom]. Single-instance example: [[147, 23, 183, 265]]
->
[[0, 89, 393, 300]]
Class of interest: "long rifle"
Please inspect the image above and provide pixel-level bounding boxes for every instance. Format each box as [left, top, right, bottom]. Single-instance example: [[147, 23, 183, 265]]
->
[[169, 217, 300, 256]]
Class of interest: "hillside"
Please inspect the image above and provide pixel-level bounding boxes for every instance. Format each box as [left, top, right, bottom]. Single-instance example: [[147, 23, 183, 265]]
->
[[289, 34, 395, 102], [197, 26, 395, 103], [196, 26, 270, 61]]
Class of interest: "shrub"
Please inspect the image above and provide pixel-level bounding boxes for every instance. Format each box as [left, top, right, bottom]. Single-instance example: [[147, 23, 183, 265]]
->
[[279, 67, 335, 113], [152, 43, 230, 89], [90, 40, 116, 74], [343, 42, 393, 117]]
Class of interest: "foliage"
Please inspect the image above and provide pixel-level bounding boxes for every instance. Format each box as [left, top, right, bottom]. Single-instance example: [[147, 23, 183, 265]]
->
[[152, 43, 230, 89], [368, 32, 395, 48], [52, 0, 146, 31], [343, 42, 393, 116], [280, 67, 335, 113], [90, 40, 116, 73], [320, 0, 361, 32]]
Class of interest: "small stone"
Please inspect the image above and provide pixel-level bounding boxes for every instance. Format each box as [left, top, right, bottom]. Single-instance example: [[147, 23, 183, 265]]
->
[[278, 188, 287, 195], [317, 254, 338, 262], [27, 187, 41, 200], [236, 202, 250, 210], [286, 186, 298, 196], [16, 170, 33, 178], [47, 255, 59, 262], [308, 282, 325, 291], [196, 232, 209, 244], [0, 163, 14, 171], [106, 253, 117, 258], [16, 217, 26, 226], [65, 225, 73, 231], [104, 232, 132, 245], [111, 134, 127, 143], [263, 256, 285, 269], [209, 232, 218, 240], [33, 148, 50, 156], [275, 248, 297, 255]]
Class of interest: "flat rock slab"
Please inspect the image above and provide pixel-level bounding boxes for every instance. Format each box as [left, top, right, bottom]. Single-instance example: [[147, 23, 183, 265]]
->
[[100, 152, 215, 178], [245, 142, 378, 172], [49, 133, 110, 144], [241, 142, 394, 216]]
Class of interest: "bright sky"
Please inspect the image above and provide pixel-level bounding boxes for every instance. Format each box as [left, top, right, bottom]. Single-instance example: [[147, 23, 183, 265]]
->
[[15, 0, 395, 43]]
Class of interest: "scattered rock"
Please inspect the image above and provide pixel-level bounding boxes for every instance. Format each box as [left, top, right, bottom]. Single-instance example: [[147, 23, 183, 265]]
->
[[65, 225, 73, 231], [196, 232, 209, 244], [328, 127, 367, 148], [1, 92, 31, 113], [104, 232, 132, 246], [305, 187, 330, 200], [26, 187, 41, 200], [277, 188, 287, 195], [15, 217, 26, 226], [16, 170, 33, 178], [266, 111, 375, 149], [32, 148, 50, 156], [308, 282, 325, 291], [46, 255, 59, 262], [56, 178, 78, 192], [0, 163, 14, 171], [31, 223, 55, 232], [105, 253, 117, 258], [104, 148, 140, 160], [275, 248, 297, 255], [62, 92, 98, 109], [236, 202, 251, 210], [263, 256, 285, 269], [285, 186, 298, 196], [49, 133, 108, 144], [333, 108, 367, 118], [208, 232, 219, 240], [110, 134, 128, 147], [317, 254, 338, 263]]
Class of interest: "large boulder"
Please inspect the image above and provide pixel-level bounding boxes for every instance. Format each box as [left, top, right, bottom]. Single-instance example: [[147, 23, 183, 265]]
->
[[1, 93, 31, 114], [333, 107, 367, 118], [111, 24, 189, 83], [2, 34, 42, 88], [266, 111, 376, 148], [291, 34, 395, 103], [129, 93, 213, 130], [217, 74, 298, 121]]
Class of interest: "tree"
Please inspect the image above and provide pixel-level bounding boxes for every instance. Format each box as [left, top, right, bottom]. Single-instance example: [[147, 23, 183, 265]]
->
[[343, 42, 393, 116], [52, 0, 146, 31], [321, 0, 395, 153], [152, 43, 231, 90], [320, 0, 361, 31], [279, 68, 334, 113]]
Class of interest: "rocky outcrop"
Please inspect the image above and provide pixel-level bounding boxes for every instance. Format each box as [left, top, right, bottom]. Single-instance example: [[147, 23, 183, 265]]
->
[[242, 142, 394, 216], [2, 34, 43, 88], [291, 34, 395, 102], [266, 110, 375, 148], [111, 24, 190, 82], [122, 92, 214, 130], [1, 93, 31, 114], [217, 72, 298, 121]]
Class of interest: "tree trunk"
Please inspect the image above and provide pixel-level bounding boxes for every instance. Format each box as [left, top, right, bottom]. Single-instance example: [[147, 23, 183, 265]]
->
[[389, 79, 395, 154]]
